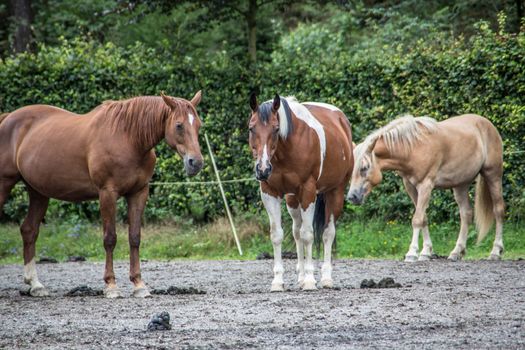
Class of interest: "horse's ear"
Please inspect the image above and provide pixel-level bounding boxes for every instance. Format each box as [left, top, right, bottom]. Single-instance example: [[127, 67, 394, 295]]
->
[[161, 91, 176, 110], [271, 94, 280, 113], [190, 90, 202, 107], [249, 92, 258, 112]]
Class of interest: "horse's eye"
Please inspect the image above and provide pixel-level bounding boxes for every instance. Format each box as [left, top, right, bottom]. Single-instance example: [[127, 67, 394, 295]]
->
[[249, 126, 255, 133], [176, 123, 184, 131], [274, 127, 280, 134]]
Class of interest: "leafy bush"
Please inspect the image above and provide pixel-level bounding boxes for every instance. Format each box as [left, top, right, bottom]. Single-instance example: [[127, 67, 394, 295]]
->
[[0, 15, 523, 225]]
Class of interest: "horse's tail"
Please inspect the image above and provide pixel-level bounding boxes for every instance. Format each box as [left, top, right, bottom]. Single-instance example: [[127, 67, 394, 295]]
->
[[313, 193, 326, 256], [475, 175, 494, 243]]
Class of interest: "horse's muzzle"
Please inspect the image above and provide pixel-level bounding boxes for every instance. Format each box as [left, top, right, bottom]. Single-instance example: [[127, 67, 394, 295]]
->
[[347, 190, 364, 205], [184, 155, 203, 177], [255, 162, 272, 181]]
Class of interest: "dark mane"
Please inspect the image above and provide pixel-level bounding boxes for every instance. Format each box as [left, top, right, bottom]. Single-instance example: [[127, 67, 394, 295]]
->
[[258, 97, 294, 139], [100, 96, 190, 148]]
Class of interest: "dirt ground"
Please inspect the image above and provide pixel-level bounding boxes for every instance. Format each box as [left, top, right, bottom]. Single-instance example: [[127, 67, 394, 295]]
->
[[0, 258, 524, 349]]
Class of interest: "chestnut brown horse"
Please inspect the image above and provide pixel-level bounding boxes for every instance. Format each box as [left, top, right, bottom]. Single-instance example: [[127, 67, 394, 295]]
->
[[347, 114, 504, 261], [248, 94, 354, 291], [0, 92, 204, 298]]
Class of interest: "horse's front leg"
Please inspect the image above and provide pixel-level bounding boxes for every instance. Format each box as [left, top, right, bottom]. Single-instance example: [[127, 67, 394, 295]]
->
[[126, 186, 151, 298], [406, 181, 433, 263], [448, 185, 471, 261], [99, 188, 122, 298], [261, 189, 284, 292]]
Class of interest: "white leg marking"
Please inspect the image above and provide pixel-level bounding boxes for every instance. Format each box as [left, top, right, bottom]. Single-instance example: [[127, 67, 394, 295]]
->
[[300, 202, 317, 290], [321, 214, 335, 288], [287, 204, 304, 286], [405, 227, 420, 262], [418, 226, 433, 261], [24, 258, 48, 297], [261, 191, 284, 292]]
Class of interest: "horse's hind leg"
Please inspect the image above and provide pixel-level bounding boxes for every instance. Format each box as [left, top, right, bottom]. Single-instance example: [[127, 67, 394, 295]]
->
[[126, 186, 151, 298], [319, 188, 344, 288], [0, 176, 19, 217], [484, 172, 505, 260], [448, 185, 472, 261], [21, 188, 50, 296]]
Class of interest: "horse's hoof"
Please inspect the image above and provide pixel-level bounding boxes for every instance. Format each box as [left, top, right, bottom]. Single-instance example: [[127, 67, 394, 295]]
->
[[418, 254, 431, 262], [321, 279, 333, 289], [404, 255, 418, 262], [104, 288, 123, 299], [488, 254, 501, 261], [270, 283, 284, 292], [302, 280, 317, 291], [30, 285, 49, 297], [133, 287, 151, 298], [447, 254, 462, 261]]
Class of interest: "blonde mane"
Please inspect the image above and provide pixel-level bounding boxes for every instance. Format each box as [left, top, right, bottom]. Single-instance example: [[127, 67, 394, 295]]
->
[[354, 115, 438, 170]]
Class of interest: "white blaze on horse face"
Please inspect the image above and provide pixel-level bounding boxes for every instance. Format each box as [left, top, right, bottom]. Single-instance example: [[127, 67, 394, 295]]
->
[[288, 101, 326, 180], [188, 113, 194, 126], [258, 143, 271, 171]]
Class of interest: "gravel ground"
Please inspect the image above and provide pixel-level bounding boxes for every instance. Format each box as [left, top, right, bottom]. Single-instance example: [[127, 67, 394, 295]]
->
[[0, 259, 524, 349]]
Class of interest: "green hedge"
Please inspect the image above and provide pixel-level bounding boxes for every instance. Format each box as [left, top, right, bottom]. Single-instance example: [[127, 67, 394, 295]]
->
[[0, 21, 524, 225]]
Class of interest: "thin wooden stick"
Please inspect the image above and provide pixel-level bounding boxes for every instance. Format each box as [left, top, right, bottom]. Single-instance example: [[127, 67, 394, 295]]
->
[[204, 133, 243, 256]]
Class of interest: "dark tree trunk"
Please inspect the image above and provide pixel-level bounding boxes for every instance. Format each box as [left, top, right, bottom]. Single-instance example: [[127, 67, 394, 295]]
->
[[517, 0, 523, 32], [247, 0, 257, 62], [9, 0, 34, 53]]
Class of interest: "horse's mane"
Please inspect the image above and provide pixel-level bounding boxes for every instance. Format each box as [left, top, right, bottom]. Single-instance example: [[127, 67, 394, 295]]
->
[[355, 115, 437, 166], [99, 96, 190, 148], [258, 96, 294, 139]]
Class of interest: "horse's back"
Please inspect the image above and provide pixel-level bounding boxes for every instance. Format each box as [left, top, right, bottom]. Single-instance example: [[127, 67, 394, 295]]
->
[[439, 114, 502, 153], [431, 114, 502, 187], [0, 104, 100, 200], [302, 102, 354, 189]]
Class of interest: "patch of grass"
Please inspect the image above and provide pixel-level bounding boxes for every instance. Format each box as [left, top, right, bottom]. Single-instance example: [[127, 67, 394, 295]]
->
[[0, 217, 523, 264], [336, 220, 525, 260]]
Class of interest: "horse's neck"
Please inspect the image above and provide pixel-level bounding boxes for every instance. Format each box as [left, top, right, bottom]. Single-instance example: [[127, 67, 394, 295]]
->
[[374, 138, 410, 172], [98, 102, 169, 153], [272, 117, 313, 163]]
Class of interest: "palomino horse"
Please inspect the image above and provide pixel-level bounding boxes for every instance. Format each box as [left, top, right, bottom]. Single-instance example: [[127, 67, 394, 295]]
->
[[347, 114, 504, 261], [248, 94, 354, 291], [0, 92, 204, 298]]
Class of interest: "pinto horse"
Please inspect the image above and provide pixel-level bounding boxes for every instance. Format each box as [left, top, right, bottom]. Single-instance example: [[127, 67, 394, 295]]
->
[[0, 92, 204, 298], [248, 94, 354, 291], [347, 114, 504, 261]]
